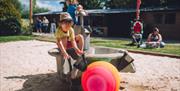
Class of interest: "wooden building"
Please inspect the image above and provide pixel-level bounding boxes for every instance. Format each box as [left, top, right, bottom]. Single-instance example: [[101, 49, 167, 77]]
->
[[33, 7, 180, 40], [86, 7, 180, 40]]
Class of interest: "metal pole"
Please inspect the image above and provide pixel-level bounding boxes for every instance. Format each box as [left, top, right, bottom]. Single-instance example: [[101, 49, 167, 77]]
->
[[136, 0, 141, 20]]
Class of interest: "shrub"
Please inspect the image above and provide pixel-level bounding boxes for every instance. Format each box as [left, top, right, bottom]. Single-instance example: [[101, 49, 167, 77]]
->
[[0, 18, 21, 35], [0, 0, 22, 36], [21, 25, 33, 35]]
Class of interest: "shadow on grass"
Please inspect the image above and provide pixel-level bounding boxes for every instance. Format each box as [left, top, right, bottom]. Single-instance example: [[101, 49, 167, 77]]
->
[[124, 43, 137, 47], [5, 73, 82, 91]]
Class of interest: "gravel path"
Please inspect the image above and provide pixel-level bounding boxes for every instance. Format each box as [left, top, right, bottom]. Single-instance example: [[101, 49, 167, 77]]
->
[[0, 40, 179, 91]]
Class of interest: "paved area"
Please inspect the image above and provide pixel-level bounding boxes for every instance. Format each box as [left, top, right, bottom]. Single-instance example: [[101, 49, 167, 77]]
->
[[0, 40, 180, 91]]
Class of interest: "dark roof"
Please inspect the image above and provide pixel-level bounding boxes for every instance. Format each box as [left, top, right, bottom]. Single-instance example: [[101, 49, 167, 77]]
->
[[33, 7, 180, 16], [86, 7, 180, 14]]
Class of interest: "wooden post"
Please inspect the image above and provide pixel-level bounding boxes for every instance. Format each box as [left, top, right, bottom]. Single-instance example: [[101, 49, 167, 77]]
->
[[29, 0, 33, 24]]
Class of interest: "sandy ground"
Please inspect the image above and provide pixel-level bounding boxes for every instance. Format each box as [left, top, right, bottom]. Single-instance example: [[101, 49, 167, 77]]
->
[[0, 40, 180, 91]]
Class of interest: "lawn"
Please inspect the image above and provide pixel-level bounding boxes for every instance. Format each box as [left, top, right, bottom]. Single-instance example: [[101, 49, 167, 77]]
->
[[0, 35, 180, 56], [91, 37, 180, 56], [0, 35, 35, 43]]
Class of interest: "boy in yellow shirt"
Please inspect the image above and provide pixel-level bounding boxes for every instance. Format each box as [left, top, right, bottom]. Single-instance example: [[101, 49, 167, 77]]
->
[[55, 12, 84, 79], [55, 12, 84, 58]]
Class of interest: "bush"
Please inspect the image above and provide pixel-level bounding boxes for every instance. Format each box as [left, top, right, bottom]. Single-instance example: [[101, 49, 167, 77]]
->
[[0, 0, 22, 36], [0, 18, 21, 36], [21, 25, 33, 35]]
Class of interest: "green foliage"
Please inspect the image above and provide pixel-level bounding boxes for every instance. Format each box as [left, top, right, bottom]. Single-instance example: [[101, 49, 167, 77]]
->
[[0, 0, 22, 35], [11, 0, 22, 12], [0, 18, 21, 35], [21, 19, 33, 35], [21, 7, 49, 19], [106, 0, 136, 9], [33, 7, 49, 14], [33, 0, 37, 9], [0, 0, 21, 21], [79, 0, 107, 9], [21, 0, 49, 18], [21, 10, 29, 19], [79, 0, 180, 9], [107, 0, 180, 9]]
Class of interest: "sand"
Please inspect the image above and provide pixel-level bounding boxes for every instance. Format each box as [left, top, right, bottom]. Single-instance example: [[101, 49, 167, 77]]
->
[[0, 40, 180, 91]]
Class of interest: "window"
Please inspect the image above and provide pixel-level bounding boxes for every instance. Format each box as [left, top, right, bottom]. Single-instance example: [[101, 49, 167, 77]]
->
[[165, 13, 176, 24], [154, 13, 163, 24], [91, 15, 106, 27]]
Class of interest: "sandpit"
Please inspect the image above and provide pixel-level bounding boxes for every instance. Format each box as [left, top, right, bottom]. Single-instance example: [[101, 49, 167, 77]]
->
[[0, 40, 179, 91]]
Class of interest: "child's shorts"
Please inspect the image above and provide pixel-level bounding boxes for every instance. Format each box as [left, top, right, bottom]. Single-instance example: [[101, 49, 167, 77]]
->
[[67, 38, 79, 49]]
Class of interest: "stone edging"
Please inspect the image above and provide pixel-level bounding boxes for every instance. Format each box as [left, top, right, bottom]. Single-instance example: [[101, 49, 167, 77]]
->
[[128, 50, 180, 59]]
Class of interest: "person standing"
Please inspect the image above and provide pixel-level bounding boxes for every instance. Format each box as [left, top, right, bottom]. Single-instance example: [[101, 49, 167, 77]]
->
[[42, 16, 49, 33], [35, 17, 42, 33], [50, 18, 56, 34], [66, 0, 79, 24]]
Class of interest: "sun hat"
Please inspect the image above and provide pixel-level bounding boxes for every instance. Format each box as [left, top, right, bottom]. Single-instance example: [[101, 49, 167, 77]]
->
[[60, 12, 73, 22], [153, 27, 159, 32], [77, 5, 83, 11]]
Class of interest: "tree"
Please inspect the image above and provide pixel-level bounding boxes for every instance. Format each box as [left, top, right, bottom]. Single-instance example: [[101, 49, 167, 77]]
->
[[105, 0, 180, 9], [0, 0, 22, 35], [79, 0, 107, 9], [11, 0, 22, 12], [105, 0, 136, 9], [33, 0, 37, 9], [33, 7, 49, 14], [141, 0, 161, 7], [21, 0, 49, 19], [160, 0, 180, 7]]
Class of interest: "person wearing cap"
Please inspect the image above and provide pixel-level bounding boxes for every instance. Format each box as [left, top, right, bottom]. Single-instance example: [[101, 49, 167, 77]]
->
[[55, 12, 84, 59], [55, 12, 84, 79], [146, 27, 165, 48]]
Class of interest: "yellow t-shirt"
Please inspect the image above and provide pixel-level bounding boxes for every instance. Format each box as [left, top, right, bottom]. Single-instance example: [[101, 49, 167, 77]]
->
[[55, 27, 75, 41]]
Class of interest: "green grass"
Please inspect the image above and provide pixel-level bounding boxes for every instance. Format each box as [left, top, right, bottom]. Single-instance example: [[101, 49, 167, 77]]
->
[[91, 37, 180, 56], [1, 35, 179, 56], [0, 35, 35, 43], [34, 36, 180, 56]]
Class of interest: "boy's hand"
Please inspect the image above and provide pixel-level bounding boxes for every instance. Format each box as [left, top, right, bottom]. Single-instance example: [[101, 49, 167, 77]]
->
[[63, 53, 70, 59], [75, 49, 84, 55]]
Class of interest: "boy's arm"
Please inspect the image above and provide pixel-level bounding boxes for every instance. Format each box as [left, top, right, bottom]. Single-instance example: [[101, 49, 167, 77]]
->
[[141, 22, 143, 34], [157, 34, 162, 42], [71, 39, 79, 50], [70, 29, 83, 54], [56, 38, 69, 58], [71, 40, 83, 55], [147, 33, 152, 42]]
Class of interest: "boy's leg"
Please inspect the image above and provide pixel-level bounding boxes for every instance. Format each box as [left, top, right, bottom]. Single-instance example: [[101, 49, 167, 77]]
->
[[67, 36, 84, 79], [131, 34, 135, 44], [75, 34, 84, 51], [66, 48, 80, 79], [139, 34, 143, 44], [160, 42, 165, 48]]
